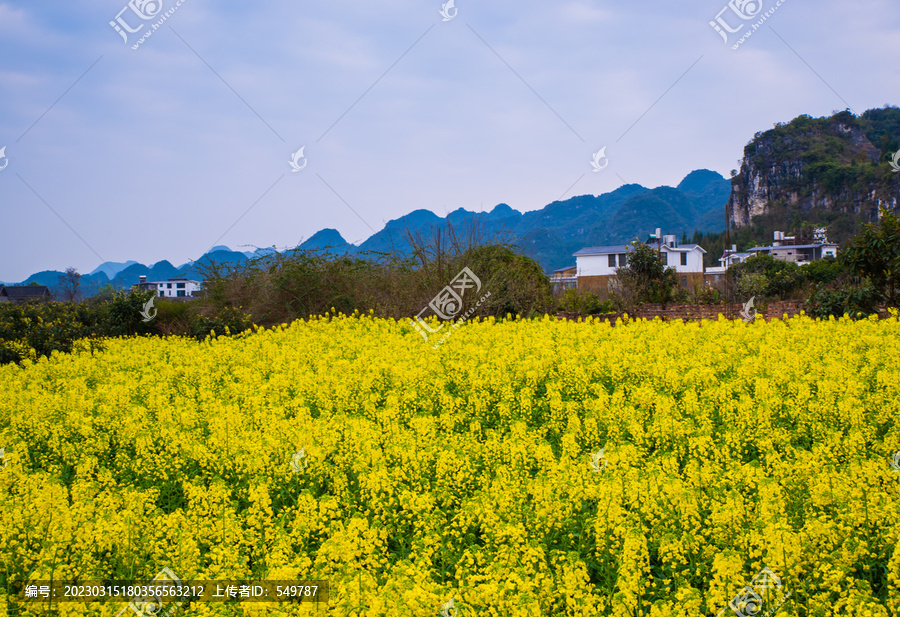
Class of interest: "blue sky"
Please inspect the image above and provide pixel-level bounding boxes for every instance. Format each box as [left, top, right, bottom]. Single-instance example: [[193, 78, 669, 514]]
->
[[1, 0, 898, 282]]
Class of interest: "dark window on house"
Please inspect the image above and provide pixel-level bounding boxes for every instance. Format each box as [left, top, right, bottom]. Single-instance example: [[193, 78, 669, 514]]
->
[[681, 252, 687, 266], [167, 283, 172, 289], [177, 290, 186, 297], [619, 254, 627, 266], [608, 254, 616, 267], [662, 252, 668, 265], [176, 283, 185, 289]]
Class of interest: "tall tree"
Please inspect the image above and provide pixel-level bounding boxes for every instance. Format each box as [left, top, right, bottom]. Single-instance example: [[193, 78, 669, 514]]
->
[[58, 267, 82, 302], [840, 207, 900, 306], [616, 241, 678, 305]]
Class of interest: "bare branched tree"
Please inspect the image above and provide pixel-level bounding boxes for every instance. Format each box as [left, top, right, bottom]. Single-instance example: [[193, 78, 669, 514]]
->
[[57, 267, 82, 302]]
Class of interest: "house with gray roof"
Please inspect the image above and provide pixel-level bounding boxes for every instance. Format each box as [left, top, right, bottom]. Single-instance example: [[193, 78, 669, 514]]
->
[[746, 242, 838, 263], [573, 229, 706, 290], [133, 275, 202, 298], [550, 266, 577, 291], [0, 285, 52, 303], [707, 245, 754, 274]]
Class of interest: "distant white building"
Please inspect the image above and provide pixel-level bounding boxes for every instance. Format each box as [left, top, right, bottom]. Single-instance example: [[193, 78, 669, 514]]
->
[[574, 228, 706, 290], [706, 245, 753, 274], [707, 230, 838, 275], [550, 266, 577, 291], [747, 230, 838, 264], [135, 276, 202, 298]]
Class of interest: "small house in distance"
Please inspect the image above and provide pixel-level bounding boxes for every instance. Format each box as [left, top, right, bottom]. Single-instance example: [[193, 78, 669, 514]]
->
[[706, 245, 754, 275], [746, 230, 838, 264], [0, 284, 52, 303], [550, 266, 577, 291], [574, 228, 706, 291], [709, 230, 838, 274], [133, 276, 202, 298]]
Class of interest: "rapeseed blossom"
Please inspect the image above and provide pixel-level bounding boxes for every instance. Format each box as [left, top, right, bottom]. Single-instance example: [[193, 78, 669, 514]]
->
[[0, 311, 898, 615]]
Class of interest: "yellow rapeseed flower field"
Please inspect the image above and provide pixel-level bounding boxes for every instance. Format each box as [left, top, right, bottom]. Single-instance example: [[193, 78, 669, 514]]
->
[[1, 311, 899, 616]]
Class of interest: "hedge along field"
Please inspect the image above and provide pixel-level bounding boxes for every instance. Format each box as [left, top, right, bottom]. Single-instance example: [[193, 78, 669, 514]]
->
[[0, 312, 899, 617]]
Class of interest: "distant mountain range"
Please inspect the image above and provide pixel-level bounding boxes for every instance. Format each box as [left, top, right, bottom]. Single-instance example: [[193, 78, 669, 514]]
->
[[7, 107, 899, 297], [4, 169, 731, 294], [341, 168, 730, 271]]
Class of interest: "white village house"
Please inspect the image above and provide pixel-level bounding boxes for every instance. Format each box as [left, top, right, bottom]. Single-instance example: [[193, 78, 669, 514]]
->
[[134, 275, 202, 298], [558, 227, 841, 291], [707, 229, 838, 274], [746, 229, 838, 263], [705, 245, 754, 275], [572, 229, 706, 291]]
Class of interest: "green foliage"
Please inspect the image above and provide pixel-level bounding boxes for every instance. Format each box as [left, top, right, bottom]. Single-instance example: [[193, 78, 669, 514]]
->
[[0, 290, 227, 366], [555, 288, 614, 315], [800, 257, 846, 284], [729, 254, 806, 300], [464, 244, 552, 318], [153, 298, 191, 322], [1, 234, 551, 365], [805, 283, 880, 319], [224, 249, 385, 322], [687, 281, 723, 305], [0, 302, 104, 365], [736, 272, 768, 301], [616, 241, 679, 305], [102, 290, 158, 337], [195, 236, 552, 325], [860, 106, 900, 159], [803, 161, 863, 193], [696, 209, 868, 269], [191, 306, 253, 339], [840, 207, 900, 306]]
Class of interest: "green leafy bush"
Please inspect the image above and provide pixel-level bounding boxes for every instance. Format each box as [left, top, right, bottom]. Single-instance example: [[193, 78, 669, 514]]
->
[[736, 272, 768, 300], [805, 283, 879, 319], [555, 288, 614, 315], [0, 301, 103, 365], [800, 257, 846, 284], [729, 254, 806, 300], [840, 207, 900, 306]]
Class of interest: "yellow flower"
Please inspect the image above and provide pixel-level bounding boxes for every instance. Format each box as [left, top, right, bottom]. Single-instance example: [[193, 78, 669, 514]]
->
[[0, 312, 897, 614]]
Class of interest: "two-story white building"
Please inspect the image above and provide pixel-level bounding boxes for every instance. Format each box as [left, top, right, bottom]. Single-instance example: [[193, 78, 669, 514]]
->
[[573, 229, 706, 291], [135, 276, 202, 298], [719, 231, 838, 268], [746, 241, 838, 263]]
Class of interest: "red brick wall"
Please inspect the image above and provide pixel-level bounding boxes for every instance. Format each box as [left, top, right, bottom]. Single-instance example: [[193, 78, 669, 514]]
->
[[557, 300, 808, 324], [557, 302, 896, 324]]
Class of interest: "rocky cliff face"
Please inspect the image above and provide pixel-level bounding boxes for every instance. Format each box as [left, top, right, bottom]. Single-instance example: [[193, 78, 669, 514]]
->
[[727, 110, 900, 229]]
